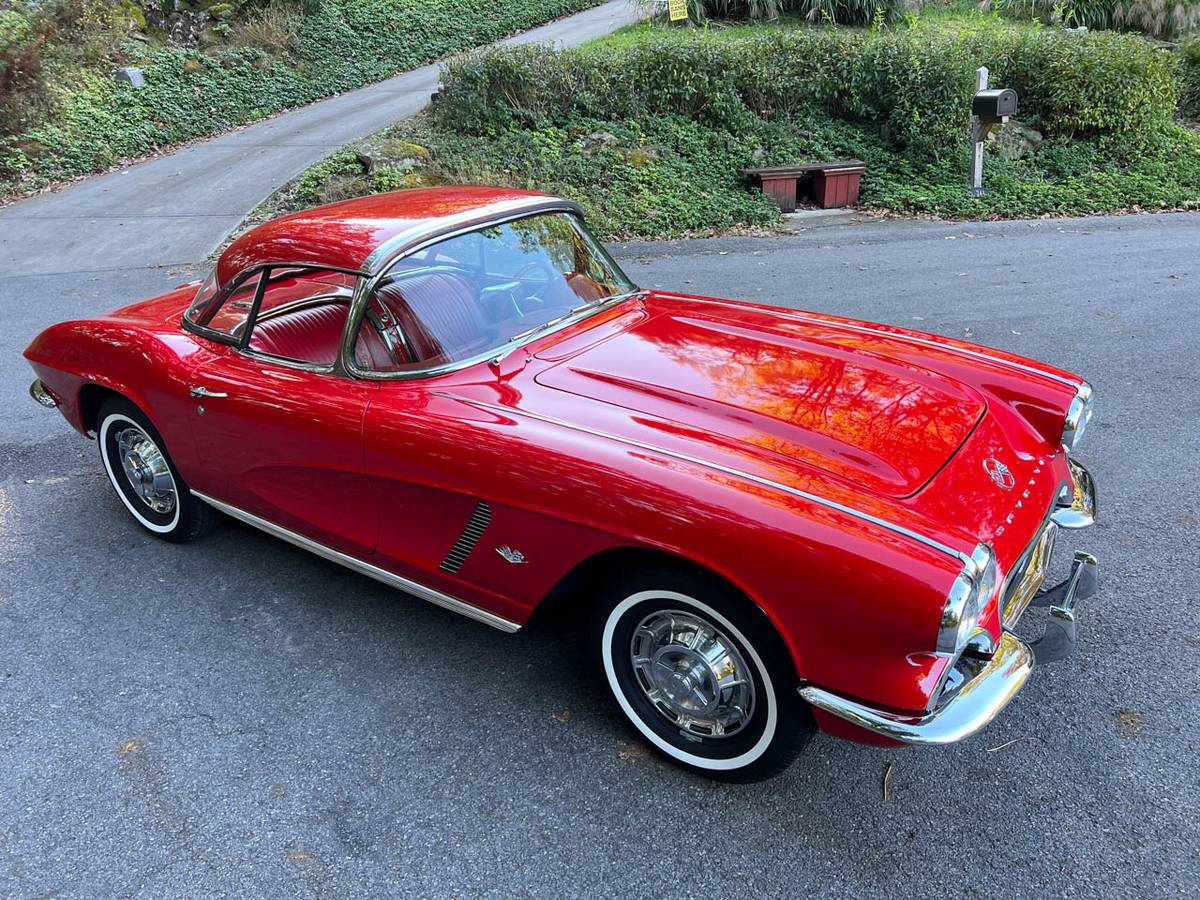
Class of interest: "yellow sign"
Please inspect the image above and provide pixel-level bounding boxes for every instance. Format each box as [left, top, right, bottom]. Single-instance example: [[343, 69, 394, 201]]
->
[[668, 0, 689, 22]]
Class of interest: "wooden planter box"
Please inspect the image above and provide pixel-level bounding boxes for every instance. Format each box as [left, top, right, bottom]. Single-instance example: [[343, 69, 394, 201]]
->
[[812, 164, 864, 209], [741, 161, 866, 212]]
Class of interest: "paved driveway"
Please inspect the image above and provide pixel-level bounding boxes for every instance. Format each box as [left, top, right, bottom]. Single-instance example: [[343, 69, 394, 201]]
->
[[2, 211, 1197, 896]]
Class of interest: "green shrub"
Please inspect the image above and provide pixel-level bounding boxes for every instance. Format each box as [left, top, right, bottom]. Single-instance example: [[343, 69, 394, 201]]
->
[[1, 6, 51, 136], [1181, 38, 1200, 119], [434, 25, 1177, 161], [994, 0, 1200, 39]]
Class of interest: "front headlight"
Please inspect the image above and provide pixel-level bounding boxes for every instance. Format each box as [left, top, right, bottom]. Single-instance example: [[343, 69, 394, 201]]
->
[[1061, 381, 1094, 451], [936, 544, 997, 655]]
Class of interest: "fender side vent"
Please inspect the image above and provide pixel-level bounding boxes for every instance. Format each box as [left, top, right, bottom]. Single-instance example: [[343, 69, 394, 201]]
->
[[439, 501, 493, 573]]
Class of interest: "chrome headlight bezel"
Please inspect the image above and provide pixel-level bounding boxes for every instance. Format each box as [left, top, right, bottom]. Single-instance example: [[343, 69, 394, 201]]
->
[[936, 544, 997, 655], [1061, 381, 1094, 451]]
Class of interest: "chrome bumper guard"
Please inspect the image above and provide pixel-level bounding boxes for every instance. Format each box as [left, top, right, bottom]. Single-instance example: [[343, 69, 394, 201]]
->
[[29, 378, 57, 408], [1026, 550, 1098, 663]]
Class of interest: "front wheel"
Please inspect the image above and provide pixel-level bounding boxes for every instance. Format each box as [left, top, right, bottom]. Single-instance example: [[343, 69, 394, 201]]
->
[[97, 396, 217, 543], [595, 567, 814, 782]]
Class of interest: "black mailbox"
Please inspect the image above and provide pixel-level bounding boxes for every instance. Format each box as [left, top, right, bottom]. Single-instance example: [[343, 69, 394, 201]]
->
[[972, 88, 1018, 119]]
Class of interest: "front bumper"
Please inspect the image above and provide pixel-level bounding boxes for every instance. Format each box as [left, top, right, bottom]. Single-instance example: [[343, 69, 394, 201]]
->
[[800, 459, 1100, 746]]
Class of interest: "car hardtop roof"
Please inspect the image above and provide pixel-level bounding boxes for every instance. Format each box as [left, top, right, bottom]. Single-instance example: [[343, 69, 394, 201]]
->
[[216, 186, 581, 287]]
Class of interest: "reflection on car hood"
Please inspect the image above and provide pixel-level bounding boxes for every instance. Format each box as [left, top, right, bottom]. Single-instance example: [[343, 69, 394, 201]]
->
[[534, 293, 986, 499]]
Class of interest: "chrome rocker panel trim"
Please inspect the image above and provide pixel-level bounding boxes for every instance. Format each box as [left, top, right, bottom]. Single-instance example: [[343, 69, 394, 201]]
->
[[191, 490, 522, 634], [1051, 457, 1097, 529], [799, 631, 1034, 745]]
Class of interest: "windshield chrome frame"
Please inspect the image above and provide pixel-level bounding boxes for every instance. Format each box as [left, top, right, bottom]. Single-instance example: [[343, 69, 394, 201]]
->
[[339, 206, 639, 383]]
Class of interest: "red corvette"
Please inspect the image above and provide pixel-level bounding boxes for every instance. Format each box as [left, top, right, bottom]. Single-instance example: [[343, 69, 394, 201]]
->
[[25, 187, 1099, 781]]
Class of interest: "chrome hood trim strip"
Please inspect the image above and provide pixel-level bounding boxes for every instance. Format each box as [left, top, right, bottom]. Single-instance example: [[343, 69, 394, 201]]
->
[[435, 394, 972, 566], [191, 490, 521, 633]]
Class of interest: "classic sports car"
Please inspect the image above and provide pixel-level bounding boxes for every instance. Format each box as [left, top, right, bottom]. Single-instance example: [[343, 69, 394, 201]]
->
[[25, 187, 1099, 781]]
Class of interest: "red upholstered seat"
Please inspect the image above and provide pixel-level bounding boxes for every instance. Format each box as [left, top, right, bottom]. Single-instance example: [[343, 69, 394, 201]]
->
[[373, 271, 491, 365], [249, 302, 348, 365]]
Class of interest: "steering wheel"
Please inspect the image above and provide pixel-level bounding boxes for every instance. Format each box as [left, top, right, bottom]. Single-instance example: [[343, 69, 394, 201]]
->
[[513, 260, 570, 316]]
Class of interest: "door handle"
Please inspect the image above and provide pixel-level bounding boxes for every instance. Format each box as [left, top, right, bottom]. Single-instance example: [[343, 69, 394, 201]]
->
[[190, 386, 228, 399]]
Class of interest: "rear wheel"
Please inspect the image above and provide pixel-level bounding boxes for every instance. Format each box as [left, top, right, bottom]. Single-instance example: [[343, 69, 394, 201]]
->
[[96, 397, 217, 542], [594, 565, 814, 782]]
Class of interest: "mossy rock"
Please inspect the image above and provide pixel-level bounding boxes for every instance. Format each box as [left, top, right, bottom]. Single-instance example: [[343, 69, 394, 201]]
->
[[373, 138, 431, 162]]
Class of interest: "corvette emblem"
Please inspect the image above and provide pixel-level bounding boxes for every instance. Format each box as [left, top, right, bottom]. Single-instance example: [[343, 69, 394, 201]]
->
[[496, 546, 527, 564], [983, 457, 1016, 490]]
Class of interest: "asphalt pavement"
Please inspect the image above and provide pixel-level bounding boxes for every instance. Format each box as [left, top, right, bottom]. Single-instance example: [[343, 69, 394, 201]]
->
[[2, 207, 1198, 896]]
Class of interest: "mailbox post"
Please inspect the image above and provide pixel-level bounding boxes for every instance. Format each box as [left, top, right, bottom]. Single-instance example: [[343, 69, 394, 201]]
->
[[970, 67, 1018, 197]]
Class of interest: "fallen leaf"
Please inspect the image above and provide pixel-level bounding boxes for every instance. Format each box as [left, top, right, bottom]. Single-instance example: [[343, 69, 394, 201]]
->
[[1114, 708, 1145, 737], [1175, 515, 1196, 526], [617, 740, 648, 763], [551, 709, 572, 724], [117, 737, 145, 756]]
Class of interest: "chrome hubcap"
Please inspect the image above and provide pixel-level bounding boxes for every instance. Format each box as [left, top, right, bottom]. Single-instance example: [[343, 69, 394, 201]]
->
[[630, 610, 755, 739], [115, 426, 176, 515]]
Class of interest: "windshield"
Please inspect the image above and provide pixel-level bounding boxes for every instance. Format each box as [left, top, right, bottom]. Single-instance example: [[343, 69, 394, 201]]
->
[[353, 212, 636, 373]]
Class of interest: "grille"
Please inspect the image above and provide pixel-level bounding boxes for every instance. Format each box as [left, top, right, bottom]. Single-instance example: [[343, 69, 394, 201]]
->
[[439, 502, 493, 573]]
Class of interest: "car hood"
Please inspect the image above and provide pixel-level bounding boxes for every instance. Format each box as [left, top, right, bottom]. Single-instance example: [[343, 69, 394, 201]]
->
[[533, 294, 986, 499]]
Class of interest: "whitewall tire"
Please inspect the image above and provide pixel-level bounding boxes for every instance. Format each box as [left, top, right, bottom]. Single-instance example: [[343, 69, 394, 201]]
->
[[594, 566, 813, 782], [96, 396, 216, 543]]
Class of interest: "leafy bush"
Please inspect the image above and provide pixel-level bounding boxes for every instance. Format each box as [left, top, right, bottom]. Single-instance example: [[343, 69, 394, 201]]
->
[[994, 0, 1200, 39], [0, 0, 608, 195], [434, 25, 1178, 161], [1, 5, 52, 135], [1181, 38, 1200, 119]]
